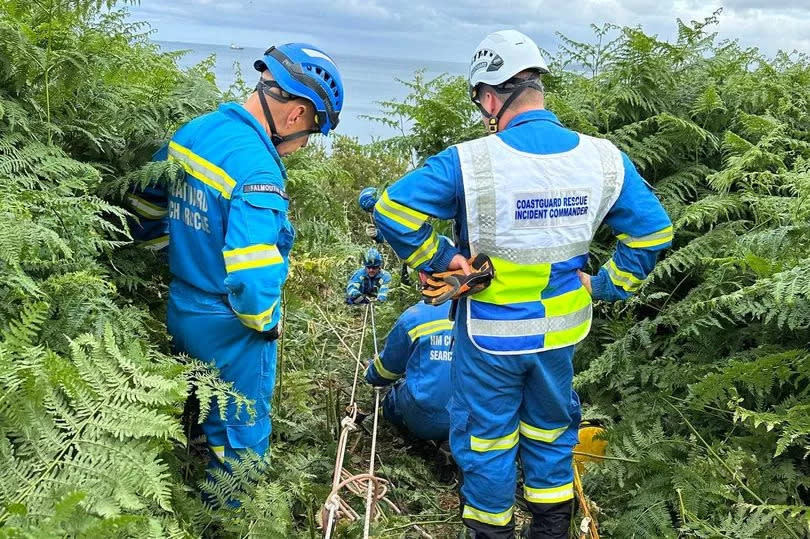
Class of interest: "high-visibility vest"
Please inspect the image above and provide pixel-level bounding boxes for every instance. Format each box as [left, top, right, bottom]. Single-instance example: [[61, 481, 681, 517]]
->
[[456, 133, 624, 355]]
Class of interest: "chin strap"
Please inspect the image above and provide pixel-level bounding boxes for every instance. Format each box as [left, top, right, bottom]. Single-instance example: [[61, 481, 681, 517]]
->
[[256, 80, 318, 146], [473, 78, 544, 134]]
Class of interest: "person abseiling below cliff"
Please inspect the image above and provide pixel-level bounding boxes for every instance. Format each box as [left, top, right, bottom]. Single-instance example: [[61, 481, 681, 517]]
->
[[164, 41, 343, 504], [373, 29, 672, 539], [346, 247, 391, 304], [358, 186, 412, 286], [365, 299, 453, 441]]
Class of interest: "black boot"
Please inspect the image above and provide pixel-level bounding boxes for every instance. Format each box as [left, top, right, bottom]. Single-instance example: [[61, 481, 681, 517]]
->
[[459, 522, 516, 539], [525, 500, 574, 539]]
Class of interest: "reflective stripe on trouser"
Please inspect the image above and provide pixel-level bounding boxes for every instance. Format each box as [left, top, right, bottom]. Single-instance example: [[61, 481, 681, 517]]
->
[[449, 305, 580, 530], [167, 279, 275, 491], [382, 382, 450, 441]]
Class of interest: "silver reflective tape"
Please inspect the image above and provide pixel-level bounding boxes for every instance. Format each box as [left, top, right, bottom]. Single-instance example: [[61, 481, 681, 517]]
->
[[376, 197, 425, 229], [605, 261, 641, 291], [224, 246, 281, 266], [127, 194, 167, 219], [168, 146, 234, 198], [591, 137, 623, 226], [406, 231, 438, 265], [468, 304, 592, 338], [620, 228, 672, 246]]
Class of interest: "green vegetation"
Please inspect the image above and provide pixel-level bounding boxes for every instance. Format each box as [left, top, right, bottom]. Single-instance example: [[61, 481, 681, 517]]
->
[[0, 2, 808, 537]]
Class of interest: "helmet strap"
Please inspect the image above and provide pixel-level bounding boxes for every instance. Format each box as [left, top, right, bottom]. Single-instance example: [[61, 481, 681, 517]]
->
[[474, 79, 543, 134], [256, 80, 318, 146]]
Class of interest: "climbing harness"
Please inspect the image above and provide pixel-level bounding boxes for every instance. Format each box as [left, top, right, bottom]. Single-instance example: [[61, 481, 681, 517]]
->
[[317, 302, 429, 538], [420, 254, 494, 306]]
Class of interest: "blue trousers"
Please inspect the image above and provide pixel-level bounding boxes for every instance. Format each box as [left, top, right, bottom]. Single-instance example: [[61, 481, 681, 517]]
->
[[448, 318, 580, 530], [382, 382, 450, 441], [167, 279, 275, 482]]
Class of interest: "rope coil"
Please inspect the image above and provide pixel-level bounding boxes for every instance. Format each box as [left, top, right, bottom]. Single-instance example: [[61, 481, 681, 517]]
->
[[318, 302, 403, 539]]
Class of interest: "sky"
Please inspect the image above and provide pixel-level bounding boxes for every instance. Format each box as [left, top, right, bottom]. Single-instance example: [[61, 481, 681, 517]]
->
[[130, 1, 810, 63]]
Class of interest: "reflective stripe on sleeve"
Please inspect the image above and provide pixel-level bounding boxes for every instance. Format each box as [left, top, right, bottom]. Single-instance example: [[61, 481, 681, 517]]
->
[[374, 191, 428, 231], [233, 300, 278, 331], [211, 445, 225, 462], [604, 258, 643, 292], [223, 244, 283, 273], [126, 193, 168, 219], [470, 426, 519, 452], [407, 319, 453, 341], [405, 230, 439, 268], [519, 421, 567, 443], [617, 225, 674, 248], [168, 141, 236, 199], [462, 505, 514, 527], [373, 355, 400, 381], [524, 482, 574, 504], [141, 234, 169, 251]]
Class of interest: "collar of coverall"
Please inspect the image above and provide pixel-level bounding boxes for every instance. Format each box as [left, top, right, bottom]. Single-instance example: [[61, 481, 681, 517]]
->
[[219, 102, 287, 180], [503, 108, 565, 131]]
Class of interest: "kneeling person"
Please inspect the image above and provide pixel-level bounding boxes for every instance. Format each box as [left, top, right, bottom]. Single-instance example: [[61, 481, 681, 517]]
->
[[365, 301, 453, 441], [346, 247, 392, 304]]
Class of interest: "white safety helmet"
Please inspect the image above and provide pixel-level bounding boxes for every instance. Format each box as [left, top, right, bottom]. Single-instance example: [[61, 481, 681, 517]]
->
[[468, 29, 549, 133]]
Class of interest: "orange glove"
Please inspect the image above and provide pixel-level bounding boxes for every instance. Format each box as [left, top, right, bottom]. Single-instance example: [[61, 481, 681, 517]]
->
[[421, 254, 494, 306]]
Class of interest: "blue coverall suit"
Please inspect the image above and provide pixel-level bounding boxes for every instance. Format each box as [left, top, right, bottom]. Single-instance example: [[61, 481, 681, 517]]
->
[[373, 110, 672, 533], [365, 301, 453, 441], [345, 268, 391, 304], [164, 103, 294, 481], [125, 145, 169, 251]]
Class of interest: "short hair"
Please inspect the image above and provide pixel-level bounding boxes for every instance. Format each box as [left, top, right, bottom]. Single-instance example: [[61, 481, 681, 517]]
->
[[479, 69, 544, 109]]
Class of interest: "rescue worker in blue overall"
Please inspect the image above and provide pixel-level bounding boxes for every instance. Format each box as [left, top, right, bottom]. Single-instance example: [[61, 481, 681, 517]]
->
[[373, 30, 672, 538], [346, 247, 391, 304], [365, 300, 453, 441], [165, 43, 344, 497], [359, 187, 411, 285]]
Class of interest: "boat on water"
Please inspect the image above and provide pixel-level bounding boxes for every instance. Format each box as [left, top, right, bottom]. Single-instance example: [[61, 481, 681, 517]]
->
[[229, 43, 243, 50]]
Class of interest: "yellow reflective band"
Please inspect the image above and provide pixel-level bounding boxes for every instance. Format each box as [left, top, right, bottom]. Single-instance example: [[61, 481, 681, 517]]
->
[[126, 193, 168, 219], [405, 230, 439, 268], [407, 319, 453, 341], [168, 141, 236, 200], [462, 505, 514, 527], [617, 225, 674, 249], [470, 426, 519, 452], [223, 244, 283, 273], [541, 286, 591, 318], [543, 317, 591, 349], [233, 300, 279, 331], [374, 191, 428, 231], [524, 482, 574, 504], [211, 445, 225, 462], [473, 257, 551, 305], [141, 234, 169, 251], [373, 355, 400, 381], [519, 421, 567, 443], [605, 258, 643, 292]]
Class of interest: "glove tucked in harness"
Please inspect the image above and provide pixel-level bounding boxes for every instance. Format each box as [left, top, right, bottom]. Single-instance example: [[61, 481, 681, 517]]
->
[[420, 254, 494, 306]]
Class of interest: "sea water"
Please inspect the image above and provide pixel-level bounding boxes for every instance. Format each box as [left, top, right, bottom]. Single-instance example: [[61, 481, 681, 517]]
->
[[156, 41, 466, 143]]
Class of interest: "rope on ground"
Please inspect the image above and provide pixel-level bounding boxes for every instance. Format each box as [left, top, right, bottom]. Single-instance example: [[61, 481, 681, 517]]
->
[[362, 304, 382, 538], [319, 302, 428, 538]]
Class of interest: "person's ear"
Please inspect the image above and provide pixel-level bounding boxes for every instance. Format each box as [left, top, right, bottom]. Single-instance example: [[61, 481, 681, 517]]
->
[[484, 90, 499, 116], [286, 104, 308, 128]]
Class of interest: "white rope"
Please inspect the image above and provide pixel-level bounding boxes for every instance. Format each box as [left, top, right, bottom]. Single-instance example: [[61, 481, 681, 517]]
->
[[363, 302, 382, 538], [322, 303, 370, 539]]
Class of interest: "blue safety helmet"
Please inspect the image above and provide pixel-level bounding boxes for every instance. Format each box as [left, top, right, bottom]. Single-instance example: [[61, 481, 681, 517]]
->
[[358, 187, 379, 212], [363, 247, 383, 268], [254, 43, 344, 136]]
